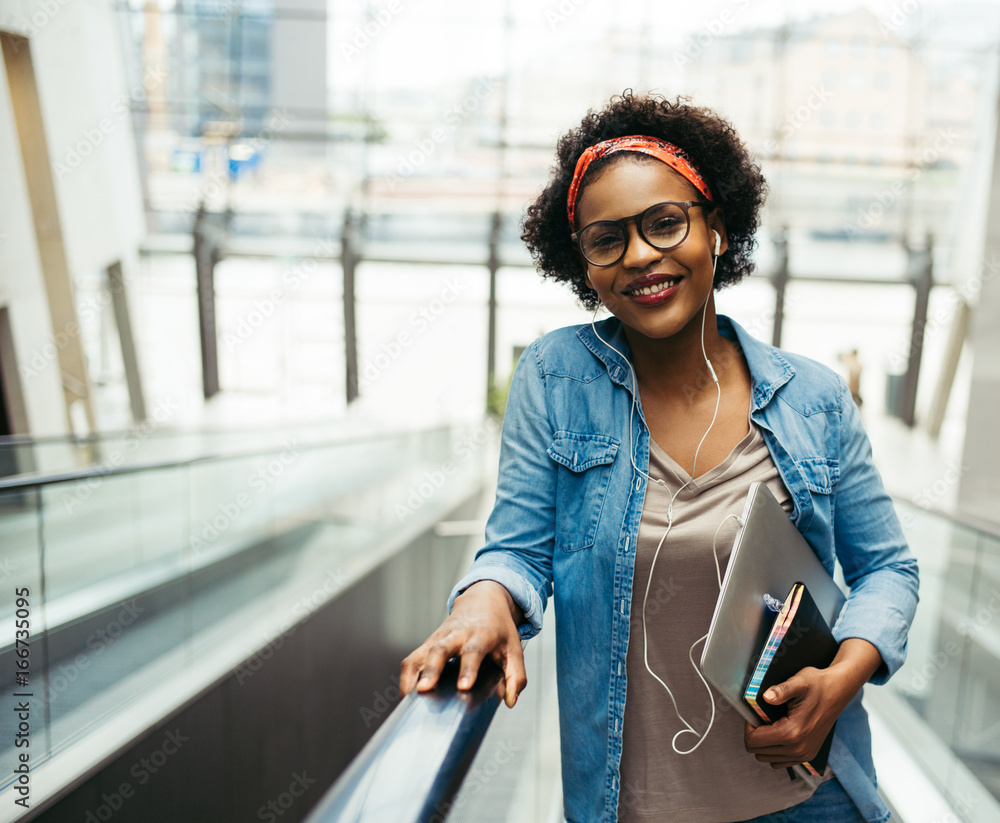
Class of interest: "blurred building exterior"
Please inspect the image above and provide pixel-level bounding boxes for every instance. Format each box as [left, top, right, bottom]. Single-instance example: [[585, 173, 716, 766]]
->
[[691, 7, 978, 240]]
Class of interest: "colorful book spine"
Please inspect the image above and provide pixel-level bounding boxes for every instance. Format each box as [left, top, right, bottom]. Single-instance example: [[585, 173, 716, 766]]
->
[[744, 584, 803, 721]]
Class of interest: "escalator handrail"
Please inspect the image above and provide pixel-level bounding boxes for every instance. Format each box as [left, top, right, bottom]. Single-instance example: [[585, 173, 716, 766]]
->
[[0, 415, 360, 447], [304, 658, 504, 823]]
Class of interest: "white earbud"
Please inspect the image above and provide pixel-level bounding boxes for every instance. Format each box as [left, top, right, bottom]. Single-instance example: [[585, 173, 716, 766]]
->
[[713, 231, 722, 257]]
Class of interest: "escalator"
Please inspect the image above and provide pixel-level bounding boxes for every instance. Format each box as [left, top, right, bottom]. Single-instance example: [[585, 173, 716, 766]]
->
[[0, 422, 492, 822], [4, 421, 998, 823]]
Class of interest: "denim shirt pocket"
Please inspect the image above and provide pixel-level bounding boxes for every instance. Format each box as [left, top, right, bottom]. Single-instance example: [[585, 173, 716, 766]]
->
[[792, 457, 838, 538], [547, 431, 620, 552], [795, 456, 838, 494]]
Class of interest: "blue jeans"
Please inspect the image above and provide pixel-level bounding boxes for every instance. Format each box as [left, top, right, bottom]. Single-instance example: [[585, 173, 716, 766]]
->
[[739, 778, 867, 823]]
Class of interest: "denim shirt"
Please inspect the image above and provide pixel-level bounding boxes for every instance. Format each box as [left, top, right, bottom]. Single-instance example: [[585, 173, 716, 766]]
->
[[449, 315, 919, 823]]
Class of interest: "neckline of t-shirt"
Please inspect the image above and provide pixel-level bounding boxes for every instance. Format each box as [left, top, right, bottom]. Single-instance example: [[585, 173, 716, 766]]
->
[[649, 419, 759, 492]]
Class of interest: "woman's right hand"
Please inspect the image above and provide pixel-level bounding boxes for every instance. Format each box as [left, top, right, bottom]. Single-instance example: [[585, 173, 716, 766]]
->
[[400, 580, 528, 708]]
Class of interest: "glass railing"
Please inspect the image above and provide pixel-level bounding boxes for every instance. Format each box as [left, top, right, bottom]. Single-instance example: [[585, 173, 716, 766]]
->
[[0, 421, 487, 811], [870, 499, 1000, 821], [0, 416, 393, 481]]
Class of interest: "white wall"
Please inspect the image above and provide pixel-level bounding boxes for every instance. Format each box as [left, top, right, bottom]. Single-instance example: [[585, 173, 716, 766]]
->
[[0, 0, 146, 435]]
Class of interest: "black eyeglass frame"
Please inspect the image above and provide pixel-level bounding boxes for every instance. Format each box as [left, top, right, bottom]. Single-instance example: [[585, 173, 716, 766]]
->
[[570, 200, 713, 268]]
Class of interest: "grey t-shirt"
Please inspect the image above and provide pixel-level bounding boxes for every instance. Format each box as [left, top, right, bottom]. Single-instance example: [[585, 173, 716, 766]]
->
[[618, 423, 825, 822]]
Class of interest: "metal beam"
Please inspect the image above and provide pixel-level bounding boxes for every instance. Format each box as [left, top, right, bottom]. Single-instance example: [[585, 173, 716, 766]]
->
[[107, 261, 147, 423], [927, 296, 969, 439], [342, 209, 359, 404], [899, 239, 933, 427], [771, 228, 789, 348], [2, 33, 97, 433], [486, 212, 500, 408], [193, 205, 221, 399]]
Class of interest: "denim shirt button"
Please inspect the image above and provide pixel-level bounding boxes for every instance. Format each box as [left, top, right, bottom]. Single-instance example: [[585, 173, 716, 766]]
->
[[635, 477, 641, 490]]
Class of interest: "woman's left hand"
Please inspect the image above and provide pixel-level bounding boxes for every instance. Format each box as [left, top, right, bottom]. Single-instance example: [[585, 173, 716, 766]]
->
[[743, 637, 883, 768]]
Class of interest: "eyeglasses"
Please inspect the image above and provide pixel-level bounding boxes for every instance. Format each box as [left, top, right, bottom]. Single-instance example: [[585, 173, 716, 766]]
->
[[571, 200, 711, 267]]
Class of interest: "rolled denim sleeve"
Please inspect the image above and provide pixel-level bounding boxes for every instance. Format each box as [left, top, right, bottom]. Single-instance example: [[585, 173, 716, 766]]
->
[[831, 378, 920, 684], [447, 341, 556, 639]]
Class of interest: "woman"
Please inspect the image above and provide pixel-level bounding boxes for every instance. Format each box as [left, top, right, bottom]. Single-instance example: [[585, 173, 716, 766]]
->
[[400, 93, 918, 823]]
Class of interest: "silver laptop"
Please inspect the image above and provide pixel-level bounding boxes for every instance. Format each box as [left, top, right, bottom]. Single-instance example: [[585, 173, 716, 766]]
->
[[699, 482, 846, 726]]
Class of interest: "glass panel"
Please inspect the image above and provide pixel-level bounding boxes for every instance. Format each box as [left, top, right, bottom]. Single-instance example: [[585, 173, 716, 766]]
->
[[0, 486, 49, 789], [34, 465, 189, 766], [953, 531, 1000, 801], [891, 500, 1000, 810], [897, 506, 976, 732], [0, 423, 485, 810], [41, 471, 144, 600]]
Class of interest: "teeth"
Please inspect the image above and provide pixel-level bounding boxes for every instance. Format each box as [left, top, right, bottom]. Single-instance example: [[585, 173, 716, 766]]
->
[[633, 278, 679, 296]]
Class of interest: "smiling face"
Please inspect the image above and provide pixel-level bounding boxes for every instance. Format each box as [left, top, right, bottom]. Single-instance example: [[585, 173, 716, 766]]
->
[[575, 155, 727, 345]]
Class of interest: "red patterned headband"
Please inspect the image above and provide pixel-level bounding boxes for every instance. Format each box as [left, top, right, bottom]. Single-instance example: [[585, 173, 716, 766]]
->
[[566, 135, 714, 226]]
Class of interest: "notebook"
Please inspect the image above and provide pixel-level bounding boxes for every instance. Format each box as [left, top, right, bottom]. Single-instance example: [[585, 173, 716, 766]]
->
[[743, 581, 839, 775]]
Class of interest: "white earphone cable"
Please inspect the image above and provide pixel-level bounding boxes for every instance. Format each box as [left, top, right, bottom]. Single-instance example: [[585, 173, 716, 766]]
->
[[591, 239, 727, 755]]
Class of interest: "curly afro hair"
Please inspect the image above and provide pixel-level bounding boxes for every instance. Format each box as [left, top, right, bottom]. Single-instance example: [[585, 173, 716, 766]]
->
[[521, 92, 767, 311]]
